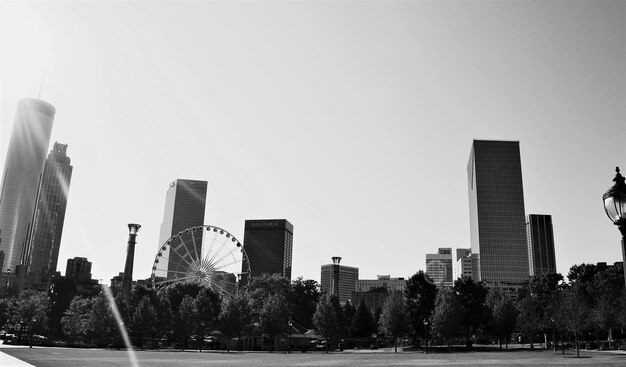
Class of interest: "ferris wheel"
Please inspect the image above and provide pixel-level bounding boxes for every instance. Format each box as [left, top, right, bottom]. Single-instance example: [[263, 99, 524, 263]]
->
[[150, 225, 250, 294]]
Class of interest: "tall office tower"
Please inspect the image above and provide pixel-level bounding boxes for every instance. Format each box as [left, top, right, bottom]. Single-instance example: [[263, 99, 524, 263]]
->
[[426, 248, 453, 287], [157, 179, 207, 279], [320, 263, 359, 305], [526, 214, 556, 276], [241, 219, 293, 280], [0, 99, 55, 276], [65, 257, 92, 282], [25, 143, 73, 288], [468, 140, 529, 285]]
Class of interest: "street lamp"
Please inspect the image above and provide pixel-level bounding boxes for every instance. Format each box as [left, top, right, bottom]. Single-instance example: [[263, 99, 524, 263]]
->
[[29, 317, 36, 348], [121, 223, 141, 300], [288, 319, 293, 354], [331, 257, 341, 298], [602, 167, 626, 287], [423, 318, 429, 354]]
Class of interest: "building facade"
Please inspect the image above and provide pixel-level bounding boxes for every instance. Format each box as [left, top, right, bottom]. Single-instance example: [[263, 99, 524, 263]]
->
[[65, 257, 92, 283], [526, 214, 556, 276], [24, 142, 73, 290], [0, 99, 55, 278], [157, 179, 207, 279], [468, 140, 529, 285], [454, 248, 473, 280], [241, 219, 294, 280], [320, 263, 359, 305], [426, 248, 453, 287], [355, 275, 406, 293]]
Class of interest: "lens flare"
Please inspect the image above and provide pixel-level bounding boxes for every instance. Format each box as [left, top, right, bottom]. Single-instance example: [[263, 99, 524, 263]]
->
[[101, 285, 140, 367]]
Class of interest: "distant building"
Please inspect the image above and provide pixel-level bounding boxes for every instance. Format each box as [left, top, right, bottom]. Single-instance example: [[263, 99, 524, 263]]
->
[[0, 99, 55, 280], [241, 219, 294, 280], [24, 142, 73, 290], [65, 257, 92, 283], [320, 263, 359, 305], [468, 140, 529, 285], [355, 275, 406, 293], [426, 248, 453, 287], [454, 248, 473, 280], [352, 288, 389, 314], [526, 214, 557, 276], [157, 179, 207, 280]]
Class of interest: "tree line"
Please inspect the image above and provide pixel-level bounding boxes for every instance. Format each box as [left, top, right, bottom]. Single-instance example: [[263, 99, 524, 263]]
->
[[1, 263, 624, 355]]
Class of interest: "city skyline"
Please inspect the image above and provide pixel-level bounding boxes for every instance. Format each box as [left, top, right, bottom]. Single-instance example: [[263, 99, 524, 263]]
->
[[1, 1, 625, 284]]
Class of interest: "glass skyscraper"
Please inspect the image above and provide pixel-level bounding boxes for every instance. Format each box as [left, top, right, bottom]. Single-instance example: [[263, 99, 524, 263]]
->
[[157, 179, 207, 280], [526, 214, 556, 276], [0, 99, 55, 276], [25, 142, 73, 290], [241, 219, 293, 281], [467, 140, 529, 285]]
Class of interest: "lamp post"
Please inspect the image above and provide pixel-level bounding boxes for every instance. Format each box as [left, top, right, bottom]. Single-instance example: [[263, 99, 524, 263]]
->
[[288, 319, 293, 354], [29, 317, 36, 348], [423, 318, 429, 354], [121, 223, 141, 300], [602, 167, 626, 288], [331, 257, 341, 298]]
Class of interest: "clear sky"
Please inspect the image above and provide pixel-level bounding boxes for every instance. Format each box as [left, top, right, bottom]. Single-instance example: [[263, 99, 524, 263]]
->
[[1, 1, 625, 285]]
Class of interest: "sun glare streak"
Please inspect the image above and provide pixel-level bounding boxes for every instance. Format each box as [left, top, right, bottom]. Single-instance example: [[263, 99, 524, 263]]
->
[[101, 285, 139, 367]]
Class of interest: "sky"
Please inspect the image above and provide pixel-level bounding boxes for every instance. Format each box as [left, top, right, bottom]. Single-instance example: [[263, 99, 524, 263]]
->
[[1, 0, 625, 285]]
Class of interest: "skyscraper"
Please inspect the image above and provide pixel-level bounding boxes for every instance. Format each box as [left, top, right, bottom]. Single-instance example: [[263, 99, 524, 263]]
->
[[157, 179, 207, 279], [454, 248, 473, 281], [0, 99, 55, 277], [25, 142, 73, 289], [426, 248, 453, 287], [241, 219, 293, 280], [526, 214, 556, 276], [468, 140, 529, 285], [65, 257, 92, 282], [320, 263, 359, 305]]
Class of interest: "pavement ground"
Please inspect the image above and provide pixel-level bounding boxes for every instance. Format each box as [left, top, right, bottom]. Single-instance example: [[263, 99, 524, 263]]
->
[[1, 345, 625, 367]]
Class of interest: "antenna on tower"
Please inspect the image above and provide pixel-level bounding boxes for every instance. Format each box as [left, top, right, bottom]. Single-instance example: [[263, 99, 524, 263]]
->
[[38, 70, 46, 99]]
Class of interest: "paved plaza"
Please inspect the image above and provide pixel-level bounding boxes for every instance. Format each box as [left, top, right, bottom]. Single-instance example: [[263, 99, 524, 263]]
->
[[1, 346, 626, 367]]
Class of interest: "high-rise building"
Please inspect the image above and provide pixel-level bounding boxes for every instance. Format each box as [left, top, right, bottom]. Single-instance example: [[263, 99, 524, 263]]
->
[[468, 140, 529, 285], [320, 263, 359, 305], [25, 143, 73, 289], [241, 219, 294, 280], [526, 214, 556, 276], [157, 179, 207, 279], [426, 248, 453, 287], [0, 99, 55, 277], [454, 248, 473, 280], [65, 257, 92, 282]]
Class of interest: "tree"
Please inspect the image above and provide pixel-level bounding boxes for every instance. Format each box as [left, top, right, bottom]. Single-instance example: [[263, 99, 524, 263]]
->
[[453, 278, 487, 348], [193, 287, 221, 351], [560, 284, 590, 358], [290, 277, 320, 329], [61, 296, 91, 344], [516, 292, 543, 349], [378, 291, 409, 353], [313, 293, 339, 352], [404, 270, 438, 348], [350, 300, 375, 338], [86, 293, 117, 347], [485, 287, 517, 349], [589, 264, 624, 348], [342, 300, 356, 337], [130, 295, 157, 349], [154, 291, 173, 345], [431, 288, 464, 350], [10, 290, 50, 344], [178, 294, 198, 350], [258, 292, 290, 352], [218, 291, 254, 352]]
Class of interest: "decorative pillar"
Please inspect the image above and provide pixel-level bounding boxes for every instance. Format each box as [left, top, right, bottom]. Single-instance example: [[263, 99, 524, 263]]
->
[[121, 223, 140, 300]]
